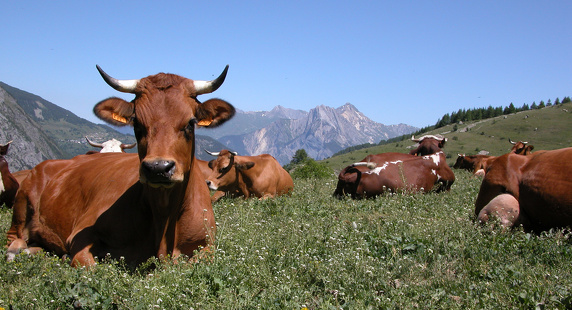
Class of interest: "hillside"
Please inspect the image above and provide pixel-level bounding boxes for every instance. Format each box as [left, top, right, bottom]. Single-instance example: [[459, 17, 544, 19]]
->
[[0, 87, 64, 170], [323, 101, 572, 171]]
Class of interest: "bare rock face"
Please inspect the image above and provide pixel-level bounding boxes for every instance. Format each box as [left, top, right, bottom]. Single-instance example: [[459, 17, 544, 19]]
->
[[0, 87, 63, 171]]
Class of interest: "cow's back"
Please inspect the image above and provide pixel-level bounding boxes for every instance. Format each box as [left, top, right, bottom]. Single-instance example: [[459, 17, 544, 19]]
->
[[519, 148, 572, 229], [238, 154, 293, 197], [37, 153, 140, 245], [8, 154, 141, 255], [8, 158, 84, 250]]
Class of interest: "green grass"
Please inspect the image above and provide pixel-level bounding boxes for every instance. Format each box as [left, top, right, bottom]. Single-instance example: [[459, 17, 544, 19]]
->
[[2, 171, 572, 309]]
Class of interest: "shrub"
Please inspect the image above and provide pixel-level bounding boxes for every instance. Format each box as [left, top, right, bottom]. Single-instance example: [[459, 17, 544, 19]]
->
[[290, 159, 333, 179]]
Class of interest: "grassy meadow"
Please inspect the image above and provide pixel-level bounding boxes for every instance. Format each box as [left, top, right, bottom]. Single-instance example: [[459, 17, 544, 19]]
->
[[2, 169, 572, 309]]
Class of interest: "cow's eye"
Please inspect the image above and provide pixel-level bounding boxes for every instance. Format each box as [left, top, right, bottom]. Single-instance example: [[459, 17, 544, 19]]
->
[[182, 118, 197, 139], [133, 118, 147, 138], [187, 118, 197, 129]]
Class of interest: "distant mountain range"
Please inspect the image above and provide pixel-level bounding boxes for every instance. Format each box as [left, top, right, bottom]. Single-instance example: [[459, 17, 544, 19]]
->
[[203, 103, 417, 164], [0, 81, 417, 169]]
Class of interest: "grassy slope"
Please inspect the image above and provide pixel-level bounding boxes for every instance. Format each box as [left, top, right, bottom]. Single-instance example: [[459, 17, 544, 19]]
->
[[323, 101, 572, 171], [1, 172, 572, 308]]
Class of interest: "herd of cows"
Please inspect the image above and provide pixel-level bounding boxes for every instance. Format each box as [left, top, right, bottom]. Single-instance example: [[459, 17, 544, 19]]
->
[[0, 65, 571, 267]]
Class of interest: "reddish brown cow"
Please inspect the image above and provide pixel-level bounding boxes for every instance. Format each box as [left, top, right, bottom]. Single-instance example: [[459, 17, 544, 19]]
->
[[196, 158, 213, 180], [11, 170, 31, 185], [205, 150, 294, 202], [0, 141, 19, 208], [454, 139, 535, 176], [453, 154, 493, 175], [6, 65, 235, 267], [509, 139, 534, 155], [85, 136, 136, 153], [409, 135, 447, 156], [474, 147, 572, 232], [334, 152, 455, 199]]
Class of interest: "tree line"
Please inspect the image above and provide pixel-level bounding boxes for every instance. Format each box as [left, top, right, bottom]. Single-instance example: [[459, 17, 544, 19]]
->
[[434, 96, 571, 129]]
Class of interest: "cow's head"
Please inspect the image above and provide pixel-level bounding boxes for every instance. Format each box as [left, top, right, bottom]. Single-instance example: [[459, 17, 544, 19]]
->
[[85, 137, 137, 153], [509, 139, 534, 155], [0, 140, 11, 156], [204, 150, 254, 191], [93, 66, 235, 188], [453, 154, 466, 169], [410, 135, 447, 156]]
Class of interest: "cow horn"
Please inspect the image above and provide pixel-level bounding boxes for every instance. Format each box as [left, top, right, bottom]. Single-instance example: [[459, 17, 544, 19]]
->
[[205, 150, 220, 156], [230, 151, 238, 156], [193, 65, 229, 95], [85, 136, 103, 148], [96, 65, 140, 93], [121, 142, 137, 150], [509, 138, 528, 145], [411, 135, 420, 142]]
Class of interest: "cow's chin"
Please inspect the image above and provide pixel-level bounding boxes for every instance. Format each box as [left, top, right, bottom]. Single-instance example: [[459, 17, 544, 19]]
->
[[140, 177, 182, 189], [144, 181, 176, 189]]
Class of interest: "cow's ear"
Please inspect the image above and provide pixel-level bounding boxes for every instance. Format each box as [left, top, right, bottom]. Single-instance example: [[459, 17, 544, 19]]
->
[[235, 162, 255, 170], [196, 98, 235, 128], [94, 97, 134, 127]]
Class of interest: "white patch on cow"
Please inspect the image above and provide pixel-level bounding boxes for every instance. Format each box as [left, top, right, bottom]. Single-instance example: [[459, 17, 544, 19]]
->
[[100, 139, 124, 153], [431, 169, 442, 181], [0, 170, 4, 194], [364, 160, 403, 175], [423, 152, 442, 166]]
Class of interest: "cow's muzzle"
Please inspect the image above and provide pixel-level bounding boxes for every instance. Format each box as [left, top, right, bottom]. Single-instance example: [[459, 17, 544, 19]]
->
[[141, 159, 177, 188]]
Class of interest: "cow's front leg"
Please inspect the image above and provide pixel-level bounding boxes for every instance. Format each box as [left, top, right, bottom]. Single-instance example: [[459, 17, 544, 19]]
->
[[70, 246, 97, 267]]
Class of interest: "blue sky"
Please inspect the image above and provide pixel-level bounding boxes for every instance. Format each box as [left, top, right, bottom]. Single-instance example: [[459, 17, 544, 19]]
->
[[1, 1, 570, 128]]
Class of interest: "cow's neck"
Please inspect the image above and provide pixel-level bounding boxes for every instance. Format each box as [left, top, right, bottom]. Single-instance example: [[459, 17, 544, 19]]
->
[[142, 179, 189, 256]]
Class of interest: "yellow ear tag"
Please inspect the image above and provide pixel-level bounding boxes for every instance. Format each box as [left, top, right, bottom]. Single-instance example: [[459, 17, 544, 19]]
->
[[197, 119, 213, 127], [112, 113, 128, 124]]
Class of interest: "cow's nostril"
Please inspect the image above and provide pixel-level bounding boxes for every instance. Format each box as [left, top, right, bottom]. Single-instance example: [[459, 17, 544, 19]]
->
[[142, 160, 175, 178]]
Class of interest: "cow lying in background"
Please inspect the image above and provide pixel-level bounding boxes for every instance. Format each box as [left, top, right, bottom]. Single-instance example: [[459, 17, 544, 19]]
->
[[205, 150, 294, 202], [453, 154, 493, 175], [454, 139, 535, 176], [509, 138, 534, 155], [409, 135, 447, 156], [0, 141, 19, 208], [334, 152, 455, 199], [85, 136, 136, 153], [474, 147, 572, 232]]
